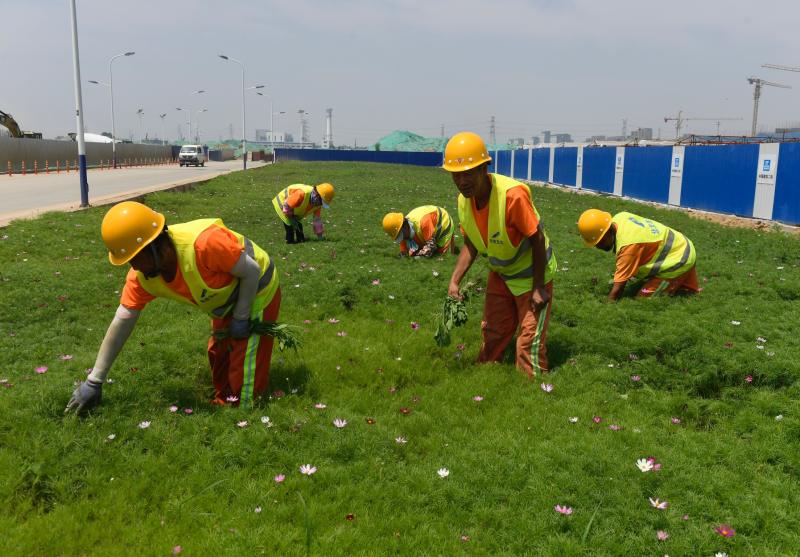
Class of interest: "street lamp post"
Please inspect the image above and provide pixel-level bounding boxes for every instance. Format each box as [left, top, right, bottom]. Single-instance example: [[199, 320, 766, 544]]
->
[[93, 51, 134, 168], [159, 113, 167, 145], [136, 108, 144, 143], [195, 108, 208, 142], [175, 90, 205, 144], [218, 54, 248, 170]]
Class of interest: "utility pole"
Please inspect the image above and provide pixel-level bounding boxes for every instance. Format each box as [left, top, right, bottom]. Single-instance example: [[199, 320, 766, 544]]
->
[[622, 118, 628, 139], [440, 124, 445, 138], [489, 116, 496, 146]]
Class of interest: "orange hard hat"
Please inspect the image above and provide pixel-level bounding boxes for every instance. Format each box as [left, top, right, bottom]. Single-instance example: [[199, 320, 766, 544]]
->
[[577, 209, 613, 247], [101, 201, 165, 265], [382, 212, 404, 239], [316, 183, 335, 206], [442, 131, 492, 172]]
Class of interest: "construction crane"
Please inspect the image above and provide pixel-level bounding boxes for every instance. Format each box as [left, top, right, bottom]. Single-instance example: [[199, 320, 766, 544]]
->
[[762, 63, 800, 73], [664, 110, 742, 139], [747, 76, 791, 136]]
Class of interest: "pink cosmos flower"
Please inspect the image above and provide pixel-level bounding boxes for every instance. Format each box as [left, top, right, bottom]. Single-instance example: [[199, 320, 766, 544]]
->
[[272, 390, 285, 398], [35, 366, 48, 374], [714, 524, 736, 538], [457, 343, 466, 351], [226, 395, 239, 403], [371, 279, 380, 285], [302, 319, 312, 324], [337, 331, 347, 337], [609, 424, 622, 431], [671, 417, 681, 425], [540, 383, 554, 393], [169, 405, 179, 413], [592, 416, 602, 424], [460, 535, 470, 542], [274, 474, 285, 483], [473, 395, 484, 402], [333, 418, 348, 428], [682, 514, 689, 520], [299, 464, 317, 476], [236, 420, 248, 428], [59, 354, 74, 361], [410, 322, 420, 330], [631, 375, 641, 382], [183, 408, 193, 415], [745, 375, 753, 383], [328, 318, 340, 324], [314, 403, 327, 409], [554, 505, 573, 515], [172, 546, 183, 555], [657, 530, 669, 541], [649, 497, 669, 510]]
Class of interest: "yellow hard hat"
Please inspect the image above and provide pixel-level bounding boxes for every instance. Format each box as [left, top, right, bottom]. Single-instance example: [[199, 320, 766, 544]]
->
[[316, 183, 335, 206], [382, 212, 404, 239], [101, 201, 165, 265], [577, 209, 613, 247], [442, 131, 492, 172]]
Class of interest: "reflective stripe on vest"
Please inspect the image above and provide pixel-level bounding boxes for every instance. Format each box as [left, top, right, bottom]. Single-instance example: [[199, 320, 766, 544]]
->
[[612, 212, 696, 280], [458, 173, 556, 295], [406, 205, 453, 248], [272, 184, 314, 226], [137, 219, 279, 317]]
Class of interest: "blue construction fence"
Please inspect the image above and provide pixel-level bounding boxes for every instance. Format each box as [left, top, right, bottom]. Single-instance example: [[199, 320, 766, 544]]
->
[[275, 143, 800, 225]]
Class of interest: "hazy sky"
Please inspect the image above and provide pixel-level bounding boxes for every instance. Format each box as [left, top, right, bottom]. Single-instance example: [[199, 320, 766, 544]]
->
[[2, 0, 799, 145]]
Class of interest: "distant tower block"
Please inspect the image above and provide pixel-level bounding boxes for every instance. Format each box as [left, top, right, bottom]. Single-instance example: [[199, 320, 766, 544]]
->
[[324, 108, 333, 149]]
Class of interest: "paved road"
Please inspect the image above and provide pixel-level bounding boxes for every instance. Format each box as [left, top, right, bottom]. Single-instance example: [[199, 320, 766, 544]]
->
[[0, 159, 266, 226]]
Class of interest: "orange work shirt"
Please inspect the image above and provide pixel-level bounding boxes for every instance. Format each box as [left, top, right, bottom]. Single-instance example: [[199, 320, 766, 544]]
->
[[459, 185, 540, 247], [286, 189, 321, 219], [120, 225, 244, 310], [400, 211, 438, 254], [614, 242, 660, 283]]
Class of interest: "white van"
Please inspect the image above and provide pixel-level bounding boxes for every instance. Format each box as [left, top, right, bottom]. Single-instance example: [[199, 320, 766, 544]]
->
[[179, 145, 206, 167]]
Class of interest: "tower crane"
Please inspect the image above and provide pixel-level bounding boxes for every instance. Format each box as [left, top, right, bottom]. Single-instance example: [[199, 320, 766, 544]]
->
[[663, 110, 742, 139], [762, 63, 800, 73], [747, 76, 791, 136]]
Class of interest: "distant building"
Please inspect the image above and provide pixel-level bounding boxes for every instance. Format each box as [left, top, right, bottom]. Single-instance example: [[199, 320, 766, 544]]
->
[[255, 129, 285, 143], [554, 133, 572, 143], [530, 136, 540, 145], [542, 130, 551, 143], [588, 135, 607, 142], [509, 137, 525, 147], [631, 127, 653, 140]]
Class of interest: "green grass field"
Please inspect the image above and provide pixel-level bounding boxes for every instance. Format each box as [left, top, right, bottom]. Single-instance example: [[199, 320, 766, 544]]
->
[[1, 161, 799, 556]]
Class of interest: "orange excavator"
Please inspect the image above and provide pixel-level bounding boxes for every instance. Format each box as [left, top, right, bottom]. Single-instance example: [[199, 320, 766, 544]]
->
[[0, 110, 42, 139]]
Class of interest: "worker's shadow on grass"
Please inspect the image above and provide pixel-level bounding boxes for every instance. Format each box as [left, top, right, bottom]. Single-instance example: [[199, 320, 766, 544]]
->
[[267, 360, 313, 398]]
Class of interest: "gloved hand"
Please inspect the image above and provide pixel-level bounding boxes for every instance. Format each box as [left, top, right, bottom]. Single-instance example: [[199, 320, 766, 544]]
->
[[228, 318, 252, 339], [65, 379, 103, 414]]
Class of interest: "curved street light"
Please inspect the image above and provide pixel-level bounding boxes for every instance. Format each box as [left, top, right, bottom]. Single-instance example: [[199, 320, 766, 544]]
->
[[89, 51, 135, 167]]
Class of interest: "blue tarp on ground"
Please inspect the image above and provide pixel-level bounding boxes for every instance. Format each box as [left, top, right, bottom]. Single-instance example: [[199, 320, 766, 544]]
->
[[622, 146, 672, 204]]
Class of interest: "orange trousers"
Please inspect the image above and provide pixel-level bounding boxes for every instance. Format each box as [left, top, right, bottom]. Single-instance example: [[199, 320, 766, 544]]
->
[[478, 272, 553, 378], [208, 287, 281, 407], [638, 266, 699, 297]]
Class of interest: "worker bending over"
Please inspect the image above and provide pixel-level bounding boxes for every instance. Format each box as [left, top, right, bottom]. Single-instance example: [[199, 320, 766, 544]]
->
[[578, 209, 699, 301], [382, 205, 455, 257], [272, 183, 334, 244], [65, 201, 281, 413], [445, 131, 557, 378]]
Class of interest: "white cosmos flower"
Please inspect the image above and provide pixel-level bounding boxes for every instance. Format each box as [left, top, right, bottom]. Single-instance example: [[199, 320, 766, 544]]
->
[[636, 458, 654, 472], [333, 418, 348, 428], [649, 497, 668, 510], [569, 417, 579, 423], [437, 468, 450, 478], [260, 416, 271, 424], [395, 436, 408, 444], [299, 464, 317, 475], [138, 421, 151, 429]]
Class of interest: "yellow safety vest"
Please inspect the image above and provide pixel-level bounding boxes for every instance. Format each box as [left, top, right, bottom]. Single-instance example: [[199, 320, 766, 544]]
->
[[612, 212, 696, 280], [272, 184, 315, 226], [136, 219, 279, 318], [406, 205, 453, 249], [458, 173, 556, 296]]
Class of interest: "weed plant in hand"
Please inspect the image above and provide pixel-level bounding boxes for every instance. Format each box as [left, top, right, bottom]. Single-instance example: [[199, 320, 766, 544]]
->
[[0, 161, 799, 555]]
